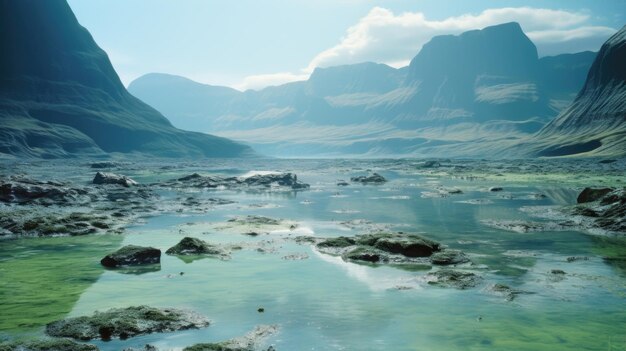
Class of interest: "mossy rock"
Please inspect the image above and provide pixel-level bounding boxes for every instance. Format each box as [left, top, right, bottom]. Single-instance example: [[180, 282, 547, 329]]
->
[[166, 237, 224, 256], [342, 246, 387, 263], [430, 250, 470, 265], [426, 270, 482, 289], [45, 305, 209, 341], [316, 237, 356, 248], [0, 339, 98, 351]]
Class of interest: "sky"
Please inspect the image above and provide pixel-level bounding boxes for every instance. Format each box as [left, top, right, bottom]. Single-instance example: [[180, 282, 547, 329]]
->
[[67, 0, 624, 90]]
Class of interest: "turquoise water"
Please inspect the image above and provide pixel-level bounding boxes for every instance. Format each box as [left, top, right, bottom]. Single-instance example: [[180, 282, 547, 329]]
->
[[1, 160, 625, 350]]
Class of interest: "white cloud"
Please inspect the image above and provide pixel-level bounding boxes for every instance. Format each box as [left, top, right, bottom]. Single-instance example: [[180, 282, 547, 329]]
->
[[235, 6, 616, 90], [306, 6, 614, 70]]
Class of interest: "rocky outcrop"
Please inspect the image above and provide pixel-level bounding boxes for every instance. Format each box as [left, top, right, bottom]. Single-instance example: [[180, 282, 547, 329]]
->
[[100, 245, 161, 267], [93, 172, 137, 187], [0, 339, 99, 351], [577, 187, 613, 203], [45, 305, 209, 341], [163, 172, 309, 190], [0, 176, 91, 205], [316, 232, 470, 266], [350, 173, 387, 184], [183, 325, 278, 351], [425, 270, 482, 289], [166, 237, 227, 256]]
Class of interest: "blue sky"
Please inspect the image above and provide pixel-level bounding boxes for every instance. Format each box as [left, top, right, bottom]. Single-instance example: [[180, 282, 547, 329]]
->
[[68, 0, 624, 90]]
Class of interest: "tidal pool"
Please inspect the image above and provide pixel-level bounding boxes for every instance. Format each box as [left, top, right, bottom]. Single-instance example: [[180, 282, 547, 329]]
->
[[1, 159, 625, 350]]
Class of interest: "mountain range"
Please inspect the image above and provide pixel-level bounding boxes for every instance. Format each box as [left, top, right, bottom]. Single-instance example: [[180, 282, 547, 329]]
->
[[0, 0, 252, 159], [128, 22, 605, 157]]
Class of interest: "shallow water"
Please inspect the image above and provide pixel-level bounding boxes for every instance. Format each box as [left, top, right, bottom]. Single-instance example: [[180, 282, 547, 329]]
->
[[1, 159, 625, 350]]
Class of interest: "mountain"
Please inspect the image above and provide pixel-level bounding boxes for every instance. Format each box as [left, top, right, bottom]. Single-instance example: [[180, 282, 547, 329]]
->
[[129, 22, 596, 157], [525, 25, 626, 157], [0, 0, 252, 158]]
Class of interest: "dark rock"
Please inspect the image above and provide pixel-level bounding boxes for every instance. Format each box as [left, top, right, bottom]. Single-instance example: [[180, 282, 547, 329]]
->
[[316, 232, 448, 265], [430, 250, 470, 265], [489, 283, 529, 301], [169, 172, 308, 190], [577, 187, 613, 203], [342, 246, 386, 263], [101, 245, 161, 267], [550, 269, 566, 275], [0, 339, 99, 351], [0, 177, 90, 206], [567, 256, 589, 262], [489, 187, 503, 192], [166, 237, 226, 256], [93, 172, 137, 187], [599, 159, 617, 164], [337, 181, 349, 186], [46, 305, 209, 341], [350, 173, 387, 184], [425, 270, 482, 289]]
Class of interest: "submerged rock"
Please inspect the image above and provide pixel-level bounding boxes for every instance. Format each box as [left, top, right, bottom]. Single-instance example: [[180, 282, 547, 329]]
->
[[488, 187, 503, 192], [0, 339, 99, 351], [93, 172, 137, 187], [46, 305, 209, 341], [183, 324, 278, 351], [100, 245, 161, 267], [488, 283, 529, 301], [350, 173, 387, 184], [243, 173, 309, 190], [425, 270, 482, 289], [430, 250, 470, 265], [166, 237, 227, 256]]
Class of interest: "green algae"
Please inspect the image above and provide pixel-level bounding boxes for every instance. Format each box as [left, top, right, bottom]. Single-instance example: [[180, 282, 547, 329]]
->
[[0, 235, 122, 333]]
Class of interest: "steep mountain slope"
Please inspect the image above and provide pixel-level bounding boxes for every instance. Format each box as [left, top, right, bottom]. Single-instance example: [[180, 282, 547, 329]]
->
[[0, 0, 251, 158], [129, 23, 596, 157], [527, 25, 626, 157]]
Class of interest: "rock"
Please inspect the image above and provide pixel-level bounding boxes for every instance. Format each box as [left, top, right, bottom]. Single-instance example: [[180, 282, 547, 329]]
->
[[425, 270, 482, 289], [488, 187, 503, 192], [123, 345, 158, 351], [337, 180, 349, 186], [0, 176, 90, 206], [170, 172, 309, 190], [227, 215, 281, 226], [599, 159, 617, 164], [46, 305, 209, 341], [577, 187, 613, 203], [343, 246, 387, 263], [430, 250, 470, 265], [166, 237, 226, 256], [0, 339, 99, 351], [550, 269, 566, 275], [489, 283, 529, 301], [317, 232, 447, 265], [93, 172, 137, 187], [100, 245, 161, 267], [91, 161, 118, 169], [183, 325, 278, 351], [566, 256, 589, 262], [350, 173, 387, 184]]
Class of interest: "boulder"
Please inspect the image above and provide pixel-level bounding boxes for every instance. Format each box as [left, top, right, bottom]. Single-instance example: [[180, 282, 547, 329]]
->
[[425, 270, 482, 289], [166, 237, 225, 256], [350, 173, 387, 184], [46, 305, 209, 341], [100, 245, 161, 267], [430, 250, 470, 265], [93, 172, 137, 187], [488, 187, 503, 192], [577, 187, 613, 203]]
